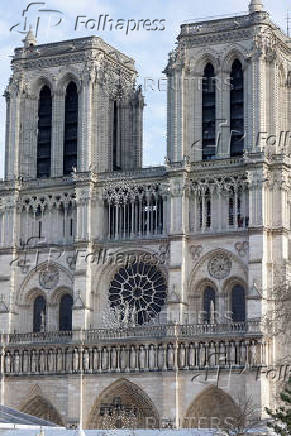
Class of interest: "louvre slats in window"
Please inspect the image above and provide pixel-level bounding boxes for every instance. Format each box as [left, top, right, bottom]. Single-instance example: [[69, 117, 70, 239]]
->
[[202, 63, 216, 160], [230, 59, 244, 157], [63, 82, 78, 175], [37, 86, 52, 178]]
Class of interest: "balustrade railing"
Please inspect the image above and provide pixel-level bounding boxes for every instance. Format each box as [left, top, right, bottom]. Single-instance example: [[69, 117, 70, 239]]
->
[[0, 322, 264, 376], [5, 321, 261, 345], [2, 338, 265, 376]]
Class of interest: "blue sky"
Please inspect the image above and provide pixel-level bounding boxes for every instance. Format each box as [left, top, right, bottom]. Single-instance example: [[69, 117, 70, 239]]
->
[[0, 0, 288, 177]]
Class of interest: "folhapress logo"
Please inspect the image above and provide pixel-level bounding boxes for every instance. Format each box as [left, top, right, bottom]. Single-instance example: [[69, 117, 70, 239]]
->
[[10, 2, 63, 37], [10, 2, 166, 38], [75, 15, 166, 35]]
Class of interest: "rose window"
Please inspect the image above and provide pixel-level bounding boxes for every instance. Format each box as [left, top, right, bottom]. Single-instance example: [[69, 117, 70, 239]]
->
[[109, 263, 167, 325]]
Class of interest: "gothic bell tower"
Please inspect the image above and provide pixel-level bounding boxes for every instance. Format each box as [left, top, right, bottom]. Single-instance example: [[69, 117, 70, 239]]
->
[[165, 0, 290, 162], [4, 30, 144, 180]]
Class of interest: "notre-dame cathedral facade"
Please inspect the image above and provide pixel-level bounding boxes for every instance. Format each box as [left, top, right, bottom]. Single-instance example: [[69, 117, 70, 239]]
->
[[0, 0, 290, 430]]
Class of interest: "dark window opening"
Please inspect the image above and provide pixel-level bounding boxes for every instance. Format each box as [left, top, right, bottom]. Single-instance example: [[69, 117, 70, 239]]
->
[[230, 59, 244, 157], [33, 296, 46, 332], [202, 63, 216, 160], [64, 82, 78, 175], [37, 86, 52, 178], [206, 194, 211, 228], [232, 285, 245, 322], [38, 221, 42, 238], [59, 294, 73, 331]]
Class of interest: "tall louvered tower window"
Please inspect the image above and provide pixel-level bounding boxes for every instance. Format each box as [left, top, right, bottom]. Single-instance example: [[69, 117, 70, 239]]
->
[[202, 63, 216, 160], [37, 86, 52, 178], [230, 59, 244, 156], [63, 82, 78, 175]]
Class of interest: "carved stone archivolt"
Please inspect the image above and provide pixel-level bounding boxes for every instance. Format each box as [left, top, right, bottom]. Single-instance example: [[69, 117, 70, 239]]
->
[[208, 254, 232, 280], [18, 262, 73, 305], [188, 249, 248, 296]]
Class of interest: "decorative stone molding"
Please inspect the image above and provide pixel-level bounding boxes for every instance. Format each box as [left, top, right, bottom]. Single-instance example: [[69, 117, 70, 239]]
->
[[190, 245, 202, 262], [234, 241, 249, 258]]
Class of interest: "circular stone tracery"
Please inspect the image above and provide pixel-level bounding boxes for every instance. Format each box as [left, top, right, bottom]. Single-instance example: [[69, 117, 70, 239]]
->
[[109, 262, 167, 325], [208, 254, 232, 280]]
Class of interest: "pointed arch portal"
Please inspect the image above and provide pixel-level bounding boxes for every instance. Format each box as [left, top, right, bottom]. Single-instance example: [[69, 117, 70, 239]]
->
[[183, 385, 240, 428], [86, 379, 159, 429], [20, 396, 63, 426]]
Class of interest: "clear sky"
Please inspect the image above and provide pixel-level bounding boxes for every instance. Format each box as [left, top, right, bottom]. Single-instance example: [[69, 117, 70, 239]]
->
[[0, 0, 287, 177]]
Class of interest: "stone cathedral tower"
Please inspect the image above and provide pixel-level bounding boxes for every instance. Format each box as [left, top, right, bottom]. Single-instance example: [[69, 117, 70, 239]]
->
[[5, 30, 143, 180], [0, 0, 289, 430]]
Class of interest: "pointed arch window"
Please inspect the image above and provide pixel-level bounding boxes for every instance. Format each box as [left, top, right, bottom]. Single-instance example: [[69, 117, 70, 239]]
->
[[59, 293, 73, 331], [202, 63, 216, 160], [37, 86, 52, 178], [33, 296, 47, 332], [63, 82, 78, 175], [230, 59, 244, 157], [203, 287, 215, 324], [231, 285, 245, 322]]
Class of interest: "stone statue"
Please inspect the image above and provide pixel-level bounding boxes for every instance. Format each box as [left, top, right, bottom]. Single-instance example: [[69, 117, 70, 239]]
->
[[149, 345, 155, 369], [158, 345, 164, 369], [57, 350, 62, 372], [39, 350, 45, 373], [130, 346, 136, 369], [48, 350, 54, 372], [111, 347, 117, 370], [73, 349, 79, 372], [14, 352, 20, 373], [189, 344, 195, 367], [93, 348, 98, 371], [102, 347, 108, 369], [83, 350, 90, 371], [23, 352, 28, 373], [139, 346, 145, 370], [31, 350, 38, 373], [167, 345, 174, 368], [5, 353, 11, 373], [120, 347, 126, 370]]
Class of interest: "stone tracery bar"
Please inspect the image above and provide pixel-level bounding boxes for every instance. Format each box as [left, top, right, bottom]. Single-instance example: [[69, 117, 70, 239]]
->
[[104, 183, 164, 240]]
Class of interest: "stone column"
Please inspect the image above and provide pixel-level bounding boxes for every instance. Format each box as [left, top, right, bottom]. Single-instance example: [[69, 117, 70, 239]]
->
[[78, 73, 93, 172], [51, 90, 65, 177]]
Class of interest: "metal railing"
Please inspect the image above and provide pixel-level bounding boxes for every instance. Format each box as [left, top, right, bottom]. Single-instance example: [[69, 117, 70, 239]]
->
[[6, 321, 262, 345]]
